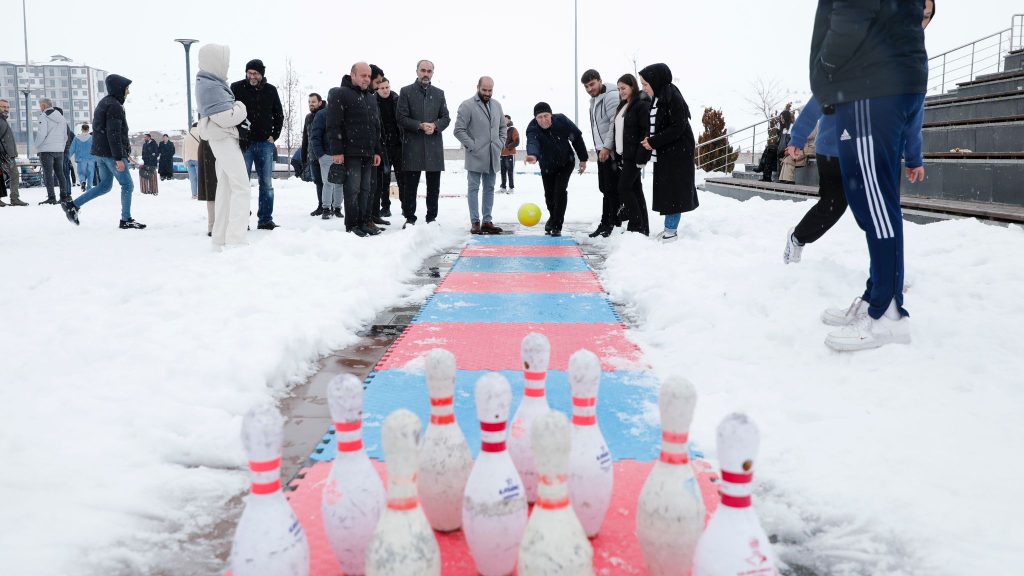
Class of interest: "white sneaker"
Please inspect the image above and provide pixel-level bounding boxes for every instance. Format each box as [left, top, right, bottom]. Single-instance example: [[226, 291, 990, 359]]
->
[[825, 309, 910, 352], [784, 227, 803, 264], [821, 297, 869, 326], [656, 230, 678, 243]]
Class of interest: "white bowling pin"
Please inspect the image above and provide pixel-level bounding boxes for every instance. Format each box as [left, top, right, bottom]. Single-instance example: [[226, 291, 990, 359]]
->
[[321, 374, 385, 576], [366, 409, 441, 575], [462, 373, 529, 576], [518, 412, 593, 576], [567, 349, 614, 538], [509, 333, 552, 503], [693, 413, 779, 576], [636, 376, 706, 575], [417, 348, 473, 532], [229, 405, 310, 576]]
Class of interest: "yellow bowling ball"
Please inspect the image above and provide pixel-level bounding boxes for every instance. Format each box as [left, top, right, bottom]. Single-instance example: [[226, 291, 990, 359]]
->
[[518, 203, 542, 227]]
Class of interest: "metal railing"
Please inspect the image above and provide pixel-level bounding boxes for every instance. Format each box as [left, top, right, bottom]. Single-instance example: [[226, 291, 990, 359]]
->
[[694, 110, 796, 174], [928, 14, 1024, 95]]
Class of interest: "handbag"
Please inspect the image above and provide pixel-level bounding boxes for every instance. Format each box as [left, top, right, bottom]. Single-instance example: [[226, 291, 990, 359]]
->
[[327, 162, 346, 185], [236, 119, 252, 152]]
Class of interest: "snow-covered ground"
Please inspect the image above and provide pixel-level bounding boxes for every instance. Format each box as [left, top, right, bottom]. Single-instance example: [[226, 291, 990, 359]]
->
[[1, 168, 1021, 575]]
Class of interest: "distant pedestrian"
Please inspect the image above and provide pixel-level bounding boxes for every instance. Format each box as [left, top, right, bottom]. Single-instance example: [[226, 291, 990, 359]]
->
[[158, 134, 175, 180], [197, 43, 252, 247], [396, 59, 450, 228], [454, 76, 507, 234], [500, 115, 518, 192], [183, 122, 201, 199], [140, 133, 159, 194], [60, 74, 146, 229], [309, 97, 342, 219], [375, 77, 401, 220], [69, 123, 95, 192], [524, 102, 588, 237], [639, 63, 699, 242], [35, 97, 70, 205], [231, 58, 284, 230], [0, 98, 28, 206]]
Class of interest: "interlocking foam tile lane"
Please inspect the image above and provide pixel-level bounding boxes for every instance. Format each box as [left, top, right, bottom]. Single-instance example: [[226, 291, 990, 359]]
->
[[459, 245, 583, 258], [376, 323, 646, 372], [451, 256, 590, 273], [437, 272, 604, 294], [312, 369, 677, 462], [284, 459, 720, 576], [415, 293, 617, 324], [468, 235, 577, 246]]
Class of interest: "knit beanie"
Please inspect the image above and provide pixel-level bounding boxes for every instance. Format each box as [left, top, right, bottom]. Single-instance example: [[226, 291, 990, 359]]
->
[[245, 59, 266, 76], [533, 102, 552, 117]]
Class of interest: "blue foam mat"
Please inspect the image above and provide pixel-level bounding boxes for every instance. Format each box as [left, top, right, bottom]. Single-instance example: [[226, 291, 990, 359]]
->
[[415, 293, 617, 323], [468, 235, 577, 246], [309, 369, 706, 463], [452, 256, 590, 273]]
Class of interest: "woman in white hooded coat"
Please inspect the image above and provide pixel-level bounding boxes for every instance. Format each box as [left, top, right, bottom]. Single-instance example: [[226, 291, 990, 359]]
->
[[195, 43, 250, 247]]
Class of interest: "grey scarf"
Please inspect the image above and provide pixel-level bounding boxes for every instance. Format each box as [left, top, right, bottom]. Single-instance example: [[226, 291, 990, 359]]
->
[[196, 70, 235, 118]]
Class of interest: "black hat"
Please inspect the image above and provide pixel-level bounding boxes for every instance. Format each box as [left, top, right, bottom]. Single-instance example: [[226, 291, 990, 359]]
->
[[533, 102, 552, 117], [245, 59, 266, 76]]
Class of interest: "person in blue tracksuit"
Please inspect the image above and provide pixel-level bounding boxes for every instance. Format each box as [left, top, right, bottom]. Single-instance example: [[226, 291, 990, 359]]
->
[[809, 0, 931, 351], [69, 124, 95, 191]]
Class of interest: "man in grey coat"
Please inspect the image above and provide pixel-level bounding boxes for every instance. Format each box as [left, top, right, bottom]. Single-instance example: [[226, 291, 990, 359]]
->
[[582, 69, 621, 236], [0, 99, 28, 206], [396, 59, 450, 228], [454, 76, 506, 234], [35, 97, 70, 204]]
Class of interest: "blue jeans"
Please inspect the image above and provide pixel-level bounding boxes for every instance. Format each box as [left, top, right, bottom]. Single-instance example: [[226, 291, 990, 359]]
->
[[77, 160, 95, 192], [74, 156, 134, 221], [664, 213, 681, 231], [467, 171, 496, 224], [186, 159, 199, 198], [243, 140, 275, 225]]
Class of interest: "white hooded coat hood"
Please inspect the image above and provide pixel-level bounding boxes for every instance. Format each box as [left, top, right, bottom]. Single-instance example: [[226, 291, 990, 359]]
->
[[198, 44, 230, 82]]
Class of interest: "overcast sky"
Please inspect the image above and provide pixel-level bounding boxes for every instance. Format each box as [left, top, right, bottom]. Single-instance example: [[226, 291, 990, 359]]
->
[[2, 0, 1020, 149]]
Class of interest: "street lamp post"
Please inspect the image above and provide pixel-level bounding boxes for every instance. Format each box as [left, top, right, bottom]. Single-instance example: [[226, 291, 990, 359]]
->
[[174, 39, 199, 127], [22, 0, 34, 158], [573, 0, 578, 126]]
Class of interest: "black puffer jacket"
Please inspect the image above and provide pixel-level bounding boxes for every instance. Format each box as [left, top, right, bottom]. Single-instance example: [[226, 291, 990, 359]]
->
[[525, 114, 588, 174], [91, 74, 132, 161], [301, 100, 325, 165], [810, 0, 928, 106], [377, 92, 401, 150], [230, 78, 283, 143], [325, 75, 382, 158]]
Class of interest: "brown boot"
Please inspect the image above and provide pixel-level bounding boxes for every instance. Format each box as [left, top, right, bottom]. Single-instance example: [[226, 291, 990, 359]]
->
[[481, 222, 503, 234], [470, 222, 481, 234], [9, 192, 27, 206]]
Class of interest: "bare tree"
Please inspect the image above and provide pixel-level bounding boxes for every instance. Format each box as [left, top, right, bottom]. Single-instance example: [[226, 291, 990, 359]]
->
[[743, 76, 785, 121], [281, 58, 301, 171]]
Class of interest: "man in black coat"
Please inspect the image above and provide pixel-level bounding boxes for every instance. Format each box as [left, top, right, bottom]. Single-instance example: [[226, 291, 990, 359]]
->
[[301, 93, 326, 216], [396, 59, 450, 228], [524, 102, 588, 237], [810, 0, 927, 352], [231, 58, 284, 230], [140, 133, 159, 194], [326, 62, 383, 237], [61, 74, 145, 229], [375, 77, 402, 221], [158, 134, 175, 180]]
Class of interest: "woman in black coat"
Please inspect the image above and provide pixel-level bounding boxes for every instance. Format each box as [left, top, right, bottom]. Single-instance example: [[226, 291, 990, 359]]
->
[[639, 63, 698, 241], [612, 74, 652, 236], [157, 134, 176, 180]]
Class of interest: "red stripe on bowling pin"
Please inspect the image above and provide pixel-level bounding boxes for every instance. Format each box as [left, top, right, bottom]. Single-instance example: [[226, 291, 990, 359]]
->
[[480, 421, 507, 452]]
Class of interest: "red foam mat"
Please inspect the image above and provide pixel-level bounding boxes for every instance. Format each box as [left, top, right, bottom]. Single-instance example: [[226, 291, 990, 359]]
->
[[460, 245, 583, 258], [285, 459, 720, 575], [437, 272, 604, 294], [377, 323, 647, 372]]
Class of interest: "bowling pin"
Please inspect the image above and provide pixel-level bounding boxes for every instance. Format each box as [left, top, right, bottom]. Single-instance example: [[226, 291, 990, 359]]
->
[[229, 405, 310, 576], [518, 412, 594, 576], [321, 374, 385, 576], [462, 373, 529, 576], [509, 333, 552, 503], [567, 348, 614, 538], [417, 348, 474, 532], [693, 413, 779, 576], [636, 376, 706, 575], [366, 409, 441, 575]]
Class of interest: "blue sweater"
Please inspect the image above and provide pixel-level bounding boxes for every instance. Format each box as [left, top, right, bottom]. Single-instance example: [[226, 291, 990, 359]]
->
[[69, 134, 94, 162]]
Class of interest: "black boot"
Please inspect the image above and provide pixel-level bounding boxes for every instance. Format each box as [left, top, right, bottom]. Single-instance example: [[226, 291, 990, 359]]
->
[[311, 206, 324, 217], [119, 218, 147, 229]]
